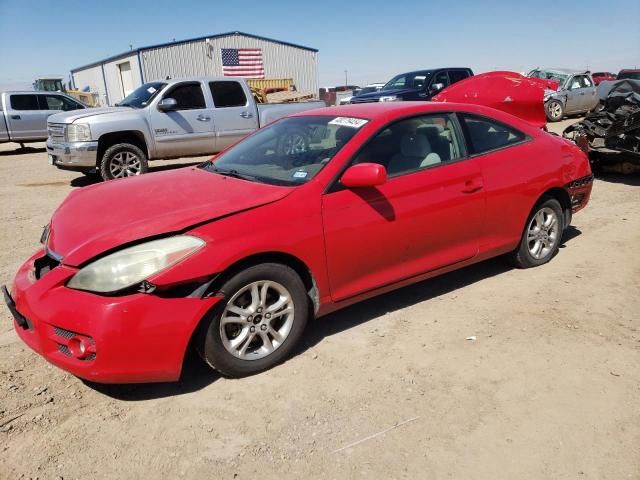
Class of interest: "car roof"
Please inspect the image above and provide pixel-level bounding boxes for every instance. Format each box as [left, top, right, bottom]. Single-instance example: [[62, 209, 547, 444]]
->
[[534, 68, 588, 75], [294, 101, 532, 125]]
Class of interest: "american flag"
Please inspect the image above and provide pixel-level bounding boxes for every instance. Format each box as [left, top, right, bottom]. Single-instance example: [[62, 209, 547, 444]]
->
[[221, 48, 264, 78]]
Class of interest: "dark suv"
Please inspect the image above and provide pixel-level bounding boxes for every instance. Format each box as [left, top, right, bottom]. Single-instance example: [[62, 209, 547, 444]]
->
[[350, 68, 473, 103]]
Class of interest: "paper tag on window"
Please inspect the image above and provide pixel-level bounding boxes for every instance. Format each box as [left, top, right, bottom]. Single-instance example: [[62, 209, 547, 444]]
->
[[293, 170, 308, 179], [328, 117, 369, 128], [147, 87, 156, 94]]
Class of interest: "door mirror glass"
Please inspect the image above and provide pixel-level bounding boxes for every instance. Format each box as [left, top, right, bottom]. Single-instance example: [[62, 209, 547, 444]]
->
[[341, 163, 387, 188], [430, 82, 444, 93], [158, 98, 178, 111]]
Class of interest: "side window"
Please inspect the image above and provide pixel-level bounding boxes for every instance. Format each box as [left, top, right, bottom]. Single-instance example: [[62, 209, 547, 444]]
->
[[353, 114, 464, 177], [460, 114, 526, 155], [166, 83, 205, 110], [581, 76, 593, 88], [209, 81, 248, 107], [569, 76, 582, 90], [449, 70, 470, 84], [10, 94, 40, 111], [432, 71, 450, 89], [42, 95, 81, 111]]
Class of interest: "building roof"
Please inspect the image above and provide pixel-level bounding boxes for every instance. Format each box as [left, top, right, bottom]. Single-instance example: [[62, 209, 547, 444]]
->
[[71, 31, 318, 73]]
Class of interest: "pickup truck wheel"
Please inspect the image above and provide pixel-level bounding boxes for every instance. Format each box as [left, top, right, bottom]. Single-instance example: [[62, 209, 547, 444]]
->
[[199, 263, 309, 378], [509, 197, 564, 268], [546, 100, 564, 122], [100, 143, 148, 181], [278, 129, 308, 156]]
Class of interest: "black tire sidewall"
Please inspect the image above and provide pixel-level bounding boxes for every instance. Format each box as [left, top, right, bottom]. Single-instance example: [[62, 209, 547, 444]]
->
[[100, 143, 148, 181], [513, 198, 564, 268], [546, 100, 564, 122], [202, 263, 309, 377]]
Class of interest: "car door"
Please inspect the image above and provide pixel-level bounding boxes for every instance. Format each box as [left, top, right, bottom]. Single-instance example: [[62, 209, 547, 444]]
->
[[580, 75, 598, 111], [564, 75, 586, 113], [149, 81, 216, 158], [322, 113, 485, 301], [6, 94, 45, 140], [208, 80, 259, 151]]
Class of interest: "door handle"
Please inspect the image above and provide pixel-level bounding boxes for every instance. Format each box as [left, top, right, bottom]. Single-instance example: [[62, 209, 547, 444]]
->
[[240, 111, 253, 118], [10, 115, 21, 120], [196, 115, 211, 121], [462, 180, 483, 193]]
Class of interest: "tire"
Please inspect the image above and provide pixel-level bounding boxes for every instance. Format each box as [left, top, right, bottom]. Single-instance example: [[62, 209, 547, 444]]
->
[[277, 129, 308, 156], [100, 143, 148, 181], [545, 100, 564, 122], [509, 197, 564, 269], [199, 263, 309, 378]]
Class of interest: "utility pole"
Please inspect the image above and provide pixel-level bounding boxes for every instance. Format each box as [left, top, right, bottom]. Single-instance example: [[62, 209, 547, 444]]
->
[[344, 70, 348, 87]]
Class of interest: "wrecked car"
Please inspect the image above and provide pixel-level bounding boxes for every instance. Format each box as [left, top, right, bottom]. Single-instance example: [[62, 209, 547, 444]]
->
[[563, 79, 640, 173], [528, 68, 599, 122], [4, 102, 592, 383]]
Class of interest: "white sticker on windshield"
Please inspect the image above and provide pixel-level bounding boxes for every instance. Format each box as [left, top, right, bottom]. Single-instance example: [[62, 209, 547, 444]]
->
[[147, 87, 157, 94], [328, 117, 369, 129], [293, 170, 308, 179]]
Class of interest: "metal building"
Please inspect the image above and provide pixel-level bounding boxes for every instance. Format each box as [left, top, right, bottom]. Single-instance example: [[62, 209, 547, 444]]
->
[[70, 31, 319, 106]]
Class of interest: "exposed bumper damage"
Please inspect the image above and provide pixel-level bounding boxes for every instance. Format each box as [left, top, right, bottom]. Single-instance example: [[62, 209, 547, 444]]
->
[[433, 71, 548, 128], [563, 80, 640, 173]]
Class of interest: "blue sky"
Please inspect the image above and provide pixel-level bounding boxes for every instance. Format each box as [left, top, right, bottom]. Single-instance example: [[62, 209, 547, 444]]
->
[[1, 0, 638, 90]]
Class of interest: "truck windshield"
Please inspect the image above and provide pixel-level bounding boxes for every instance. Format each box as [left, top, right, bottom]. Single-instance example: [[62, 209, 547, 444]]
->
[[201, 116, 368, 186], [528, 70, 570, 86], [383, 71, 433, 90], [116, 82, 166, 108]]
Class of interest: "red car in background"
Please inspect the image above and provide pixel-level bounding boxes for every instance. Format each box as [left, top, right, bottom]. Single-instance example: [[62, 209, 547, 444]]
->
[[4, 102, 593, 383], [591, 72, 617, 85]]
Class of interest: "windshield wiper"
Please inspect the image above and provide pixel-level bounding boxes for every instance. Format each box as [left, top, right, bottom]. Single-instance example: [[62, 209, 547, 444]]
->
[[210, 166, 259, 182]]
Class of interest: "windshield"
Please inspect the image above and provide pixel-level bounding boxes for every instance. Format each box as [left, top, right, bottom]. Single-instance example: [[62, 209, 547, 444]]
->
[[117, 82, 167, 108], [383, 71, 433, 90], [528, 69, 570, 86], [201, 116, 368, 186]]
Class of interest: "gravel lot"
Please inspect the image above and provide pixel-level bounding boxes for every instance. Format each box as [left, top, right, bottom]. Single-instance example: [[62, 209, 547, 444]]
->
[[1, 119, 639, 479]]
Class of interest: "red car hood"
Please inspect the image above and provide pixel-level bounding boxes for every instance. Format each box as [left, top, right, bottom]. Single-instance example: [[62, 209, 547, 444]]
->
[[433, 71, 549, 129], [47, 167, 292, 266]]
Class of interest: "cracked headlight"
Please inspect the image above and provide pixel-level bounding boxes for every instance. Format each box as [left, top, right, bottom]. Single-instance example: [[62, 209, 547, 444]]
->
[[67, 235, 205, 293], [65, 123, 92, 142]]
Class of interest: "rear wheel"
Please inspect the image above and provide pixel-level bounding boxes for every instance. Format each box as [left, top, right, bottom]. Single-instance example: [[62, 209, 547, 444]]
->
[[200, 263, 309, 377], [509, 197, 564, 268], [100, 143, 148, 181]]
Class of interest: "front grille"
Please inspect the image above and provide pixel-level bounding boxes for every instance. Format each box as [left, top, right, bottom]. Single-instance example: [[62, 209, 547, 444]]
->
[[566, 174, 594, 189], [58, 344, 71, 356], [34, 253, 61, 279], [54, 326, 75, 339], [47, 123, 65, 142]]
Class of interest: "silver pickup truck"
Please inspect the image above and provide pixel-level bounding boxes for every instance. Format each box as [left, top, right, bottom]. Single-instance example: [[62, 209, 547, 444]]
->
[[47, 77, 325, 180], [0, 91, 85, 147]]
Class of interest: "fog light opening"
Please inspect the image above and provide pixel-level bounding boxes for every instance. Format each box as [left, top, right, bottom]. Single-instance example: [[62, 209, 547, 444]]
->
[[69, 336, 92, 359]]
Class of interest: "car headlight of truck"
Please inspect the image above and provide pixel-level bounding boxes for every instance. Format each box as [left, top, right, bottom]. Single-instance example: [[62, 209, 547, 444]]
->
[[379, 95, 399, 102], [65, 123, 92, 143], [67, 235, 205, 293]]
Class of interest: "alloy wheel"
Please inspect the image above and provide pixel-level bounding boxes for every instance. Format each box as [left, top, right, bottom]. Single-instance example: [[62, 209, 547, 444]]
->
[[526, 207, 560, 260], [220, 280, 295, 360], [109, 151, 142, 178]]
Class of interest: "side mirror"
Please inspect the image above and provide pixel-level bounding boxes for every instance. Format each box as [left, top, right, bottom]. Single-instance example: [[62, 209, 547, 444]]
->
[[341, 163, 387, 188], [429, 83, 444, 93], [158, 98, 178, 111]]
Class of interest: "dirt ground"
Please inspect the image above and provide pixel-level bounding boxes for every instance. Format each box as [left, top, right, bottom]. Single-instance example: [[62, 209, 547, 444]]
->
[[1, 119, 639, 480]]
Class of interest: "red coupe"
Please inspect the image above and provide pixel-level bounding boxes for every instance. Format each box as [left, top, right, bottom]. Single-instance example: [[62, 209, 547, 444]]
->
[[4, 102, 593, 382]]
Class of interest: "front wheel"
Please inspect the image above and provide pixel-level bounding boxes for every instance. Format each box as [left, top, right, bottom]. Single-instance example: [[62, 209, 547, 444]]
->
[[546, 100, 564, 122], [199, 263, 309, 377], [509, 197, 564, 268], [100, 143, 148, 181]]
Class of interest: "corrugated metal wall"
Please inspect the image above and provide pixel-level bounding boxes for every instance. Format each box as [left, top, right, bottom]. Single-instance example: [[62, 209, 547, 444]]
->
[[103, 53, 142, 104], [141, 33, 319, 95], [72, 66, 108, 106]]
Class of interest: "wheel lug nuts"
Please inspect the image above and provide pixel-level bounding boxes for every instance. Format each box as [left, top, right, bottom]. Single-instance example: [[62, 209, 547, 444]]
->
[[257, 307, 263, 313], [247, 316, 253, 322], [250, 326, 255, 333], [260, 324, 267, 331], [265, 313, 271, 319]]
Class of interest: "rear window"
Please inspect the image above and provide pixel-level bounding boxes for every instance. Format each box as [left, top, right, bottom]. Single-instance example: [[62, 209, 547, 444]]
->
[[461, 114, 526, 155], [10, 94, 40, 111], [209, 81, 248, 107]]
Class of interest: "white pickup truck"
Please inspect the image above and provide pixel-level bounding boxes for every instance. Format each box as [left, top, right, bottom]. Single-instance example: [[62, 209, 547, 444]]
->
[[47, 77, 325, 180]]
